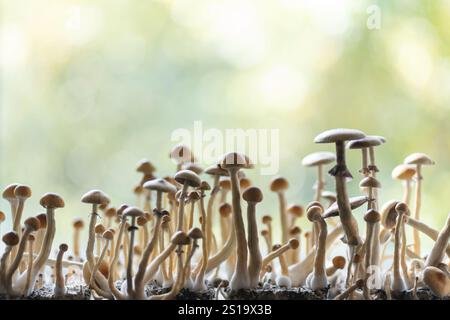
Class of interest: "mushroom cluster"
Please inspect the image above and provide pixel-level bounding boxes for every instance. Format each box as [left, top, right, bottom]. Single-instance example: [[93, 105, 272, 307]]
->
[[0, 129, 449, 300]]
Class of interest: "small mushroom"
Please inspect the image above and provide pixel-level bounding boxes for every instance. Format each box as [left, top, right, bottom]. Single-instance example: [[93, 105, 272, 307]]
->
[[422, 266, 450, 298], [287, 204, 304, 230], [170, 144, 194, 171], [302, 151, 336, 202], [289, 226, 302, 264], [270, 176, 290, 244], [326, 256, 346, 277], [72, 218, 84, 259], [0, 232, 19, 294], [362, 209, 380, 299], [391, 202, 409, 295], [334, 279, 364, 300], [54, 243, 69, 298]]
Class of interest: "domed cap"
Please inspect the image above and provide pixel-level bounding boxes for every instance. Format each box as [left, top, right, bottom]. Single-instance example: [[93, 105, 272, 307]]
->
[[104, 207, 117, 218], [270, 176, 289, 192], [117, 204, 129, 217], [395, 202, 410, 216], [2, 231, 19, 246], [181, 162, 204, 175], [380, 200, 399, 229], [219, 152, 254, 170], [404, 153, 435, 166], [198, 181, 211, 191], [24, 217, 40, 231], [36, 213, 47, 228], [171, 231, 191, 245], [219, 178, 231, 190], [287, 204, 304, 218], [0, 211, 5, 223], [95, 224, 105, 235], [347, 136, 382, 149], [73, 217, 84, 229], [288, 238, 300, 249], [332, 256, 346, 269], [102, 230, 114, 240], [123, 206, 145, 218], [392, 164, 416, 180], [219, 203, 232, 217], [307, 206, 323, 222], [144, 178, 177, 193], [314, 128, 365, 143], [81, 190, 110, 205], [262, 215, 272, 224], [242, 187, 263, 203], [136, 159, 156, 174], [174, 170, 201, 188], [239, 177, 252, 190], [2, 183, 18, 200], [188, 227, 203, 239], [289, 226, 302, 236], [204, 164, 229, 177], [59, 243, 69, 252], [14, 184, 32, 199], [40, 193, 65, 209], [188, 191, 201, 201], [302, 152, 336, 167], [364, 209, 381, 223], [170, 144, 194, 164], [137, 216, 148, 226], [323, 196, 368, 218], [359, 176, 381, 189]]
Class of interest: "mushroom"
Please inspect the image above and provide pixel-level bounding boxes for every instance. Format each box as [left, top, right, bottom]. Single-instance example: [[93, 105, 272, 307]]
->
[[362, 209, 380, 299], [104, 207, 117, 229], [322, 195, 369, 219], [170, 144, 194, 171], [174, 170, 201, 231], [391, 202, 409, 295], [94, 223, 106, 256], [425, 213, 450, 268], [347, 137, 382, 177], [242, 186, 263, 288], [2, 184, 18, 228], [289, 226, 302, 264], [422, 266, 450, 298], [270, 176, 290, 244], [262, 215, 273, 249], [301, 151, 336, 202], [287, 204, 304, 230], [23, 233, 35, 296], [219, 202, 232, 246], [326, 256, 346, 277], [305, 206, 328, 290], [404, 152, 435, 255], [72, 218, 84, 260], [219, 152, 253, 291], [54, 243, 68, 298], [89, 230, 114, 288], [314, 128, 365, 247], [12, 184, 32, 239], [0, 232, 19, 294], [333, 279, 364, 300], [182, 162, 204, 175], [259, 238, 299, 280], [392, 164, 416, 206]]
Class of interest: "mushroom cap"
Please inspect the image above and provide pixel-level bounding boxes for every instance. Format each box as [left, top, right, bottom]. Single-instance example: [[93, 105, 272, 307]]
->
[[321, 190, 336, 202], [332, 256, 346, 269], [81, 190, 110, 205], [289, 226, 302, 236], [136, 159, 156, 174], [404, 153, 435, 166], [288, 238, 300, 249], [134, 185, 144, 195], [140, 173, 156, 186], [314, 128, 366, 144], [219, 152, 254, 170], [422, 266, 450, 298], [2, 183, 18, 200], [181, 162, 204, 175], [219, 203, 232, 217], [219, 178, 231, 190], [102, 230, 114, 240], [171, 231, 191, 245], [307, 206, 323, 222], [170, 144, 194, 164], [287, 204, 304, 218], [24, 217, 40, 232], [239, 177, 252, 190], [270, 176, 289, 192], [0, 211, 5, 223], [242, 187, 263, 203], [261, 229, 269, 236], [262, 215, 272, 224], [395, 202, 410, 215], [104, 207, 117, 218], [364, 209, 381, 223], [2, 231, 19, 246], [95, 224, 106, 235], [14, 184, 32, 199], [36, 213, 47, 228], [59, 243, 69, 252], [372, 135, 387, 143], [355, 279, 365, 288], [28, 234, 35, 241], [137, 216, 148, 226], [188, 191, 201, 201], [117, 204, 129, 217], [323, 196, 368, 218], [174, 170, 201, 188], [199, 181, 211, 191], [204, 164, 229, 177], [123, 206, 145, 218], [72, 217, 84, 229], [143, 178, 177, 193], [188, 227, 203, 239], [380, 200, 399, 229], [346, 136, 382, 149], [359, 176, 381, 189], [301, 152, 336, 167], [40, 192, 65, 209], [391, 164, 416, 180]]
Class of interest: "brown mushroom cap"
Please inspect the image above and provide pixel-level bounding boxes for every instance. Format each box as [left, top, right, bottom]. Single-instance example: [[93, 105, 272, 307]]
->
[[174, 170, 201, 188], [314, 128, 366, 143], [188, 191, 201, 201], [28, 234, 35, 242], [2, 183, 18, 200], [104, 207, 117, 218], [81, 190, 110, 205], [239, 177, 252, 190], [123, 206, 145, 218], [136, 216, 148, 226], [242, 186, 263, 203], [307, 206, 323, 222], [181, 162, 204, 175], [262, 215, 272, 224], [2, 231, 19, 246], [171, 231, 191, 245], [270, 176, 289, 192], [133, 185, 144, 195], [301, 152, 336, 167], [219, 152, 254, 170], [289, 226, 302, 236], [0, 211, 5, 223], [359, 176, 381, 189], [40, 193, 65, 209], [288, 238, 300, 249], [14, 184, 32, 199], [219, 178, 231, 190], [136, 159, 156, 174], [73, 217, 84, 229], [219, 203, 232, 217], [364, 209, 381, 223], [380, 200, 399, 229], [332, 256, 346, 269], [36, 213, 47, 228], [199, 180, 211, 191], [347, 136, 382, 149], [404, 153, 435, 166], [117, 204, 129, 217], [143, 178, 177, 193], [188, 227, 203, 239], [391, 164, 416, 180], [95, 224, 106, 235], [355, 279, 365, 288], [204, 164, 229, 177], [287, 204, 304, 218], [395, 202, 410, 215], [24, 217, 40, 232], [59, 243, 69, 252], [102, 230, 114, 240]]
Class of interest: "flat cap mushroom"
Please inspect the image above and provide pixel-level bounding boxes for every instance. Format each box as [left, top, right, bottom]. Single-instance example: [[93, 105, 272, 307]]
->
[[181, 162, 204, 175], [315, 128, 365, 246], [136, 159, 156, 175], [404, 152, 435, 256], [302, 152, 336, 202], [323, 196, 369, 219], [392, 164, 416, 206], [347, 136, 382, 175]]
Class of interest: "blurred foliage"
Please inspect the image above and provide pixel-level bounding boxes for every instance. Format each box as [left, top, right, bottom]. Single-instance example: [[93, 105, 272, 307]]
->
[[1, 0, 449, 250]]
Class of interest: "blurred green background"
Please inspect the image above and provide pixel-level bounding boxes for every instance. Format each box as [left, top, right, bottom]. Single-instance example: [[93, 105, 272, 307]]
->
[[1, 0, 449, 250]]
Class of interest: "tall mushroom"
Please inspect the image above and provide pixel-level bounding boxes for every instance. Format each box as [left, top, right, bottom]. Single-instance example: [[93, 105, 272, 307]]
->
[[72, 218, 84, 260], [12, 184, 32, 239], [425, 213, 450, 268], [0, 232, 19, 294], [301, 152, 336, 202], [270, 176, 290, 244], [391, 202, 409, 295], [391, 164, 416, 206], [362, 209, 380, 300], [173, 170, 201, 231], [404, 153, 435, 256], [242, 186, 263, 288], [219, 152, 253, 291]]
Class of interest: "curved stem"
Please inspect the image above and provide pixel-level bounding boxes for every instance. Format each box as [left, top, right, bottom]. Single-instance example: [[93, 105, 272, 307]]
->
[[247, 202, 262, 288], [412, 165, 422, 255]]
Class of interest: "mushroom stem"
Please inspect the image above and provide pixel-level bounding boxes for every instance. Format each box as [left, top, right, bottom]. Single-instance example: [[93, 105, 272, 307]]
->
[[193, 193, 209, 291], [142, 242, 178, 292], [54, 244, 68, 298], [277, 191, 288, 245], [89, 240, 110, 288], [259, 239, 298, 280], [391, 205, 407, 294], [306, 207, 328, 290], [73, 228, 81, 259], [334, 279, 364, 300], [403, 180, 412, 206], [206, 176, 220, 253], [246, 201, 262, 288], [425, 213, 450, 267], [23, 237, 34, 296], [314, 165, 324, 202], [108, 219, 128, 300], [126, 217, 137, 296], [363, 224, 375, 299], [204, 225, 236, 274], [176, 184, 189, 231], [0, 245, 14, 293], [412, 165, 422, 255]]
